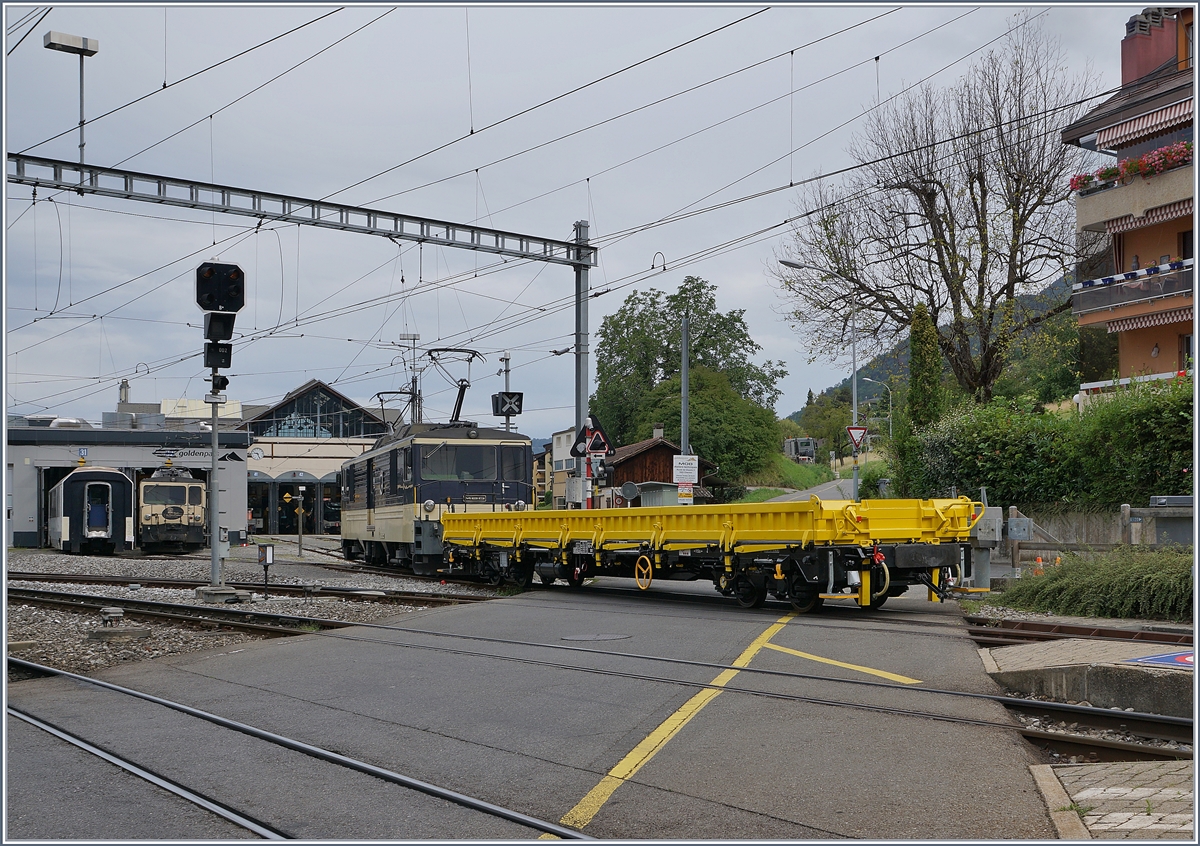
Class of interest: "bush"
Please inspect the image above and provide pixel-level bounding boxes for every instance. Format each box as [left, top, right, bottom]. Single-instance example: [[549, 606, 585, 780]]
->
[[885, 377, 1192, 507], [1071, 376, 1193, 506], [858, 460, 891, 498], [987, 546, 1193, 621]]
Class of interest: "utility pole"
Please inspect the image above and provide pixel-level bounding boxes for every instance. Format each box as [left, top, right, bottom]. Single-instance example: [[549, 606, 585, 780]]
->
[[500, 350, 512, 432], [43, 32, 97, 193], [297, 486, 305, 555], [681, 310, 690, 455], [850, 292, 859, 501], [207, 373, 222, 587], [574, 220, 590, 439]]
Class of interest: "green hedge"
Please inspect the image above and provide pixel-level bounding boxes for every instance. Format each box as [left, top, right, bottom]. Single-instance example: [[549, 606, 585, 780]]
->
[[987, 547, 1193, 621], [888, 377, 1192, 507]]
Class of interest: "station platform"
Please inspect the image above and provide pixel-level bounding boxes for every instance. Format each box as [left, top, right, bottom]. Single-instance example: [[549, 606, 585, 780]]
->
[[977, 615, 1194, 839]]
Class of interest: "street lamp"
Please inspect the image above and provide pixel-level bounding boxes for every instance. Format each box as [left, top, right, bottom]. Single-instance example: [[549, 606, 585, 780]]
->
[[862, 377, 892, 440], [44, 31, 98, 191], [780, 259, 859, 499]]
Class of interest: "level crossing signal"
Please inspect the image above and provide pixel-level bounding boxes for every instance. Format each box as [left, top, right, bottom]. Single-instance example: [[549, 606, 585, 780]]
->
[[571, 414, 615, 457], [491, 392, 524, 416]]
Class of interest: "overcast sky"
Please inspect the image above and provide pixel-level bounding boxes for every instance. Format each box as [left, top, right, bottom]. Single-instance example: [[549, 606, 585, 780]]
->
[[5, 2, 1142, 438]]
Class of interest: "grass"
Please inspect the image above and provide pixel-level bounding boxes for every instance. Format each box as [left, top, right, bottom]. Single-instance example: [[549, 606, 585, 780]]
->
[[736, 488, 788, 504], [738, 453, 834, 491], [982, 545, 1193, 622], [1059, 802, 1095, 818]]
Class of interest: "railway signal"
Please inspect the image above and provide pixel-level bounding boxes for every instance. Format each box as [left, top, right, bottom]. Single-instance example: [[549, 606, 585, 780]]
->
[[196, 261, 245, 594], [195, 262, 245, 312]]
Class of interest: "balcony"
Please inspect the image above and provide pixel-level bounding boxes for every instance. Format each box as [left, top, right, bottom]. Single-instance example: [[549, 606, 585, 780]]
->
[[1072, 259, 1193, 316], [1075, 163, 1193, 232]]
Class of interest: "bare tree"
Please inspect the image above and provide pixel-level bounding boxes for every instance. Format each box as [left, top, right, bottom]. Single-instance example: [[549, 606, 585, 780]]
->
[[775, 17, 1106, 402]]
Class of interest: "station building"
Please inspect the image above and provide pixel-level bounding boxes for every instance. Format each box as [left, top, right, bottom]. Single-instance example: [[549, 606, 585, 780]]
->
[[6, 378, 393, 548], [5, 416, 250, 549]]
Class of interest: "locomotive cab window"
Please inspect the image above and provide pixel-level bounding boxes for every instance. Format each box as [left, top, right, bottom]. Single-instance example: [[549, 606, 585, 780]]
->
[[188, 486, 203, 505], [501, 446, 525, 481], [420, 444, 497, 481], [400, 447, 412, 484], [143, 485, 186, 505]]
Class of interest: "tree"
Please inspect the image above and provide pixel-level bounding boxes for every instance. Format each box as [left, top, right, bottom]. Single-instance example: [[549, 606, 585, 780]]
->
[[778, 417, 804, 441], [634, 367, 778, 480], [774, 15, 1105, 403], [592, 276, 787, 446], [795, 385, 852, 463], [908, 303, 942, 428]]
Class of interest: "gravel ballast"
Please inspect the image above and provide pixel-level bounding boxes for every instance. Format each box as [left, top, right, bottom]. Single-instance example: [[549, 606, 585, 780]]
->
[[6, 545, 498, 680]]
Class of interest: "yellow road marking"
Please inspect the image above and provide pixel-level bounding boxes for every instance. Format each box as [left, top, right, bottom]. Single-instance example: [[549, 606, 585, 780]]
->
[[764, 642, 922, 684], [557, 613, 796, 831]]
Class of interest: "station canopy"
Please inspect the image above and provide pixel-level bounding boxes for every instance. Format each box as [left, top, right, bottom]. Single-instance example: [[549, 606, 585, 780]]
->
[[246, 380, 386, 439]]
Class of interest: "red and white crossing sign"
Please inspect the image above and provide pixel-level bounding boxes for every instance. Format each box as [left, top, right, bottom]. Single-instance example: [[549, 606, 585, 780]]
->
[[846, 426, 868, 449]]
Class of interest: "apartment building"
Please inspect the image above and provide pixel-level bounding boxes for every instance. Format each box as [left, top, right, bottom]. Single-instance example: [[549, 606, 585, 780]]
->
[[1062, 6, 1194, 394]]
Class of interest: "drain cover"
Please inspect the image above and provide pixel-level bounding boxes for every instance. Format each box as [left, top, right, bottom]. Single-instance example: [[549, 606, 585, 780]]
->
[[561, 634, 630, 641]]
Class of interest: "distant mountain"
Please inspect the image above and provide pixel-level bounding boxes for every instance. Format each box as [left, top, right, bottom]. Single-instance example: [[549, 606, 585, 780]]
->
[[786, 276, 1073, 417]]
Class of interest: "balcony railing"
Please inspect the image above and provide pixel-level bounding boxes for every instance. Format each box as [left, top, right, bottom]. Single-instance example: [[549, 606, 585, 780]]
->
[[1072, 259, 1193, 316]]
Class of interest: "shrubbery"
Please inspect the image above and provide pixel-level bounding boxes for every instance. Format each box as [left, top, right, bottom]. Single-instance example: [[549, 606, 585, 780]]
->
[[886, 377, 1192, 507], [985, 546, 1193, 621]]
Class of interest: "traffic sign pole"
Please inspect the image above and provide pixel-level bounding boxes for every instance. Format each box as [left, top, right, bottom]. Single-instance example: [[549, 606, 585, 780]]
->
[[585, 424, 593, 510], [846, 426, 868, 502]]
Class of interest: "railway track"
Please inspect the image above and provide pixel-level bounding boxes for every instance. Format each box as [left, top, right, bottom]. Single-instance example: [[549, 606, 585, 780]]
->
[[10, 567, 1188, 765], [262, 614, 1195, 764], [7, 571, 493, 607], [7, 587, 359, 636], [7, 658, 591, 840], [7, 707, 288, 839], [964, 615, 1192, 647]]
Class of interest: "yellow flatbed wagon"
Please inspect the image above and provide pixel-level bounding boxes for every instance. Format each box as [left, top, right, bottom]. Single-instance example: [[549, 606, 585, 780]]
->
[[439, 496, 983, 611]]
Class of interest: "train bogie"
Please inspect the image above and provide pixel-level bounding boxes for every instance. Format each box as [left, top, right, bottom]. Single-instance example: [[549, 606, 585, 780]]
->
[[47, 467, 136, 555]]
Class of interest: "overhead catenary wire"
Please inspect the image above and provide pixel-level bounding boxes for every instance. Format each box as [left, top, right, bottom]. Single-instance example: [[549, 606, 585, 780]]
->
[[6, 7, 991, 343], [359, 7, 903, 210], [315, 6, 773, 208], [7, 9, 1124, 419], [5, 6, 52, 56], [15, 7, 344, 155], [10, 78, 1106, 415]]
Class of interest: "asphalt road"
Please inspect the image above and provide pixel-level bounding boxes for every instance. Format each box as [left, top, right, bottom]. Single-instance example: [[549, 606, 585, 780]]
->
[[7, 579, 1056, 840]]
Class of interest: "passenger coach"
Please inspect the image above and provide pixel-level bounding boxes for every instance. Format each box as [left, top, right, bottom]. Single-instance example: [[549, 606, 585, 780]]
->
[[46, 466, 135, 555]]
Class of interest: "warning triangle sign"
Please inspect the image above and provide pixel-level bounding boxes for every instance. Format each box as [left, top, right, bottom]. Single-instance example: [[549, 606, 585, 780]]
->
[[571, 414, 617, 456], [846, 425, 868, 449]]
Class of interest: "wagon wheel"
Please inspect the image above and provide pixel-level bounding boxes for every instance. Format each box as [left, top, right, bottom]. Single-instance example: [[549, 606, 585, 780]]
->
[[567, 560, 587, 589], [634, 555, 653, 590], [734, 577, 767, 609], [512, 563, 535, 590], [789, 578, 824, 614], [863, 592, 888, 610]]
